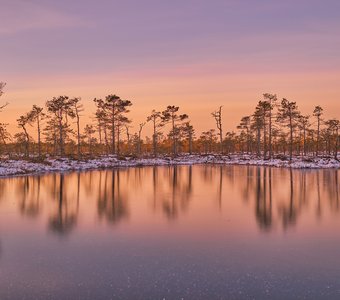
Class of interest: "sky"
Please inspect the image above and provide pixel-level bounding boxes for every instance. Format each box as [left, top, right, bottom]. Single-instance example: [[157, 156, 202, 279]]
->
[[1, 0, 340, 136]]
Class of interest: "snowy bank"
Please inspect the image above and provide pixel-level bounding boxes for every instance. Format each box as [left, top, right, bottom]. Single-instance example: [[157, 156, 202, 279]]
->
[[0, 155, 339, 177]]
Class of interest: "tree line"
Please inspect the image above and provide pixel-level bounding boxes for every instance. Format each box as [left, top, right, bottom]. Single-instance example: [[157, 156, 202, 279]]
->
[[0, 82, 339, 160]]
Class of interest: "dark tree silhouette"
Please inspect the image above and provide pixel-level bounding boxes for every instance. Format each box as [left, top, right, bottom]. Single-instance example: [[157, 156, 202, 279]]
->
[[181, 122, 195, 154], [17, 113, 32, 157], [212, 106, 223, 153], [263, 93, 278, 159], [46, 96, 75, 156], [277, 99, 300, 161], [147, 110, 164, 156], [162, 106, 188, 156], [237, 116, 251, 154], [29, 105, 45, 159], [96, 95, 132, 155], [313, 106, 324, 156], [70, 98, 83, 158]]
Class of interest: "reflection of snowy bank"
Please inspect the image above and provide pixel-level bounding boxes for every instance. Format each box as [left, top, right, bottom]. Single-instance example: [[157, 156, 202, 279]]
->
[[0, 154, 339, 177]]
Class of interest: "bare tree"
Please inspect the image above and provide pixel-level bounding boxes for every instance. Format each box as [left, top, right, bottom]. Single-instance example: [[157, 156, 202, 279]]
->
[[137, 122, 146, 156], [212, 106, 223, 153], [70, 98, 83, 159]]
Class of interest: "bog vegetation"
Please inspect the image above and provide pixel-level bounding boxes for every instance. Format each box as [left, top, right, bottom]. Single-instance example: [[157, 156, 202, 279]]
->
[[0, 82, 339, 161]]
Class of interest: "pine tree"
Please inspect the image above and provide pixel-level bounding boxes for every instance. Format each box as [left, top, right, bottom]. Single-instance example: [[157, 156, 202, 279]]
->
[[29, 105, 45, 159], [277, 99, 300, 161], [313, 106, 324, 156], [70, 98, 83, 159], [162, 106, 188, 156], [147, 110, 164, 157], [237, 116, 251, 154], [46, 96, 75, 156]]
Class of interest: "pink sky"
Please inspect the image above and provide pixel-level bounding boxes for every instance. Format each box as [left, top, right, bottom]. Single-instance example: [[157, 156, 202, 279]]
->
[[1, 0, 339, 136]]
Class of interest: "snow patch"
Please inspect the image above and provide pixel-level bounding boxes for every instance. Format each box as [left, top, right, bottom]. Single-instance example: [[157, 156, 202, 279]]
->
[[0, 154, 338, 177]]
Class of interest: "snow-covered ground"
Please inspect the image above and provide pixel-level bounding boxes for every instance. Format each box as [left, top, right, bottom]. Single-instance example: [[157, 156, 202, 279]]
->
[[0, 154, 339, 177]]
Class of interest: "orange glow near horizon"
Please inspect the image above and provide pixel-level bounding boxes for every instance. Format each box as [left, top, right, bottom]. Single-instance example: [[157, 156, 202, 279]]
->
[[2, 69, 340, 138]]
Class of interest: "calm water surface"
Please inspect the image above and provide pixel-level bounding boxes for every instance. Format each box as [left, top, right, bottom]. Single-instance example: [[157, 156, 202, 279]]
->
[[0, 165, 339, 299]]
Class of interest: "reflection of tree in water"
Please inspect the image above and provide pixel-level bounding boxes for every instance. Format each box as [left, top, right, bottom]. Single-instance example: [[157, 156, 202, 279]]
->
[[324, 170, 340, 211], [232, 167, 340, 231], [82, 171, 94, 198], [255, 167, 273, 231], [0, 178, 5, 259], [278, 169, 300, 229], [97, 170, 129, 225], [152, 166, 193, 220], [0, 179, 7, 203], [48, 174, 77, 236], [17, 176, 42, 218], [241, 166, 255, 204], [243, 168, 340, 231], [316, 172, 322, 218], [209, 165, 229, 210], [0, 166, 338, 238], [201, 165, 214, 184]]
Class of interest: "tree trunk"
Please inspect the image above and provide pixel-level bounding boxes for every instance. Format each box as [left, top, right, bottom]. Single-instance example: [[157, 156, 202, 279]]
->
[[37, 117, 41, 159], [153, 121, 157, 157], [269, 106, 272, 159], [58, 116, 63, 156], [257, 127, 261, 158], [172, 118, 176, 156], [263, 115, 267, 159], [76, 114, 81, 159], [22, 126, 30, 158], [103, 125, 109, 155], [335, 128, 339, 160], [289, 116, 293, 161], [316, 117, 320, 156], [303, 128, 306, 156], [111, 107, 116, 155], [117, 126, 120, 156]]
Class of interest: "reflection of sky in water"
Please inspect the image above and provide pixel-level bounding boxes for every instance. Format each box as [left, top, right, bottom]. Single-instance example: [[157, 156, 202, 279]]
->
[[0, 166, 339, 299]]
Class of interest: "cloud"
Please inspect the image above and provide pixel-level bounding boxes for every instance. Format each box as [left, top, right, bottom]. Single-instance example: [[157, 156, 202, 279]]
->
[[0, 0, 88, 35]]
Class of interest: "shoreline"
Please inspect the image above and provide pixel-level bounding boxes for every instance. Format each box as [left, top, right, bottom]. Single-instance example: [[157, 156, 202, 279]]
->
[[0, 154, 339, 178]]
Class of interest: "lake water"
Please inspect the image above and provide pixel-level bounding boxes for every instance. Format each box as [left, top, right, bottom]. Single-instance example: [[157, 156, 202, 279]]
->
[[0, 165, 339, 299]]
